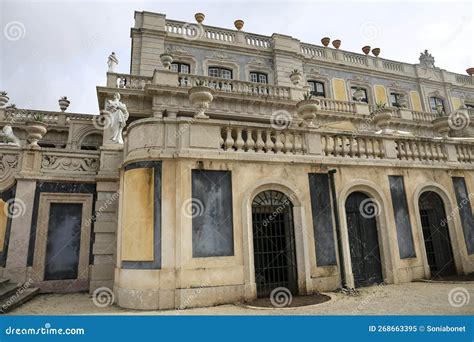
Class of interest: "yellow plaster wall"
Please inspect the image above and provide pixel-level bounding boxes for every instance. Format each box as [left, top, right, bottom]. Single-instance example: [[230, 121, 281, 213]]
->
[[410, 91, 423, 111], [374, 85, 388, 104], [121, 168, 155, 261], [452, 97, 462, 110], [332, 78, 348, 101]]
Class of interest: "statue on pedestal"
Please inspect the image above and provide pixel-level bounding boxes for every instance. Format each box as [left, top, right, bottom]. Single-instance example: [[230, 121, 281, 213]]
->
[[104, 93, 129, 144], [107, 52, 119, 72], [419, 50, 435, 68]]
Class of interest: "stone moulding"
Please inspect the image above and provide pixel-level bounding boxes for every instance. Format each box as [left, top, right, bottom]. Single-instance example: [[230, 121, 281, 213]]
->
[[0, 153, 19, 183]]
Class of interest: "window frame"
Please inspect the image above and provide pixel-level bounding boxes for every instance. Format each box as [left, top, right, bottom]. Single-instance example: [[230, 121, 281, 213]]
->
[[308, 80, 326, 98], [208, 66, 233, 79], [170, 62, 191, 74], [249, 71, 268, 84], [351, 86, 369, 103], [429, 96, 445, 113]]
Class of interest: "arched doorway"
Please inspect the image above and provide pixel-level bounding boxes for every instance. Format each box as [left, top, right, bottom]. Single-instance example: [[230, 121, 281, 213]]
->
[[345, 192, 383, 287], [418, 191, 455, 278], [252, 190, 298, 297]]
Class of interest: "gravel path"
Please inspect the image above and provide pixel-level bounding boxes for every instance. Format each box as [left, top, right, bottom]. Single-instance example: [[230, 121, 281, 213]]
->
[[8, 282, 474, 316]]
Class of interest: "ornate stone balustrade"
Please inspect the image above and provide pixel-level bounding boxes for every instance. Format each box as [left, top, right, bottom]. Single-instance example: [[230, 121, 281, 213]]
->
[[321, 133, 385, 159], [41, 150, 100, 174], [395, 138, 447, 162], [177, 74, 291, 99], [412, 110, 438, 122], [107, 73, 153, 90], [456, 144, 474, 163], [300, 44, 326, 58], [319, 99, 356, 114], [343, 52, 368, 66], [220, 126, 304, 154], [2, 109, 95, 126]]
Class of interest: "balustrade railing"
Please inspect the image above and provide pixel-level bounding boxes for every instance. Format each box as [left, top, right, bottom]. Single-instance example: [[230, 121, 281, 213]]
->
[[343, 53, 367, 65], [111, 73, 153, 90], [412, 110, 437, 122], [456, 144, 474, 163], [319, 98, 357, 114], [321, 134, 385, 158], [395, 139, 447, 162], [220, 126, 304, 154], [178, 74, 291, 99], [300, 44, 326, 58]]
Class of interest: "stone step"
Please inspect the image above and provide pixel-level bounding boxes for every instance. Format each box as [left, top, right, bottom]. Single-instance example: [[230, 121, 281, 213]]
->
[[0, 287, 39, 313], [0, 283, 21, 300]]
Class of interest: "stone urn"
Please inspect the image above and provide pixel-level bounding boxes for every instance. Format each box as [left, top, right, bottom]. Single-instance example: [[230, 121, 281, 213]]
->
[[234, 19, 244, 30], [58, 96, 70, 112], [371, 108, 392, 132], [160, 53, 173, 69], [432, 116, 450, 138], [362, 46, 371, 55], [0, 92, 9, 107], [194, 12, 205, 23], [296, 99, 320, 127], [321, 37, 330, 47], [25, 121, 47, 148], [353, 88, 366, 102], [188, 86, 214, 119], [289, 70, 302, 86], [332, 39, 341, 49], [466, 68, 474, 76], [372, 48, 380, 57]]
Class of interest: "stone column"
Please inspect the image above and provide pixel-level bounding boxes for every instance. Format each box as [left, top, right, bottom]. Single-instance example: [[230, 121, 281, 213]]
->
[[89, 146, 122, 292], [4, 178, 36, 283]]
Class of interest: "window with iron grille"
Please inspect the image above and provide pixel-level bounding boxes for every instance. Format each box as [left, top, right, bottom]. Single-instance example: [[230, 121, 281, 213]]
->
[[170, 62, 190, 74], [351, 87, 368, 103], [429, 97, 445, 113], [208, 66, 233, 79], [308, 81, 325, 97], [390, 92, 402, 107], [250, 72, 268, 84]]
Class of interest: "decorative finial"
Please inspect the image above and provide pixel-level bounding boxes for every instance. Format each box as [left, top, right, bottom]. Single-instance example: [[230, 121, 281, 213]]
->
[[195, 13, 205, 24], [0, 91, 9, 108], [372, 48, 380, 57], [332, 39, 341, 49], [234, 20, 244, 30], [362, 46, 371, 55], [321, 37, 330, 47], [58, 96, 70, 112]]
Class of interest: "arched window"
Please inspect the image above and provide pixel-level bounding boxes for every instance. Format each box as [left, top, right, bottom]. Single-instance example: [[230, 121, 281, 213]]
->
[[308, 81, 325, 97], [170, 62, 190, 74], [208, 66, 233, 79]]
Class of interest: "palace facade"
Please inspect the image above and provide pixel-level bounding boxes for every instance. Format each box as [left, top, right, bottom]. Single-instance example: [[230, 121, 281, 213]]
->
[[0, 11, 473, 311]]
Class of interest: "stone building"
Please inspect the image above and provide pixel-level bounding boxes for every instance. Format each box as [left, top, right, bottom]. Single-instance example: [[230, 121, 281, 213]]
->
[[0, 11, 473, 311]]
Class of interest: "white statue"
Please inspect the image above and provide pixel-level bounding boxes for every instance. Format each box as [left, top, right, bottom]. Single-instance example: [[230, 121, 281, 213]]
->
[[0, 125, 21, 146], [419, 49, 435, 68], [107, 52, 118, 72], [104, 93, 129, 144]]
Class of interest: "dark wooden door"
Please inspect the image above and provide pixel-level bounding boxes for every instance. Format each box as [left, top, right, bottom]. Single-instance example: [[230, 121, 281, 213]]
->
[[252, 191, 298, 297], [345, 192, 383, 287], [419, 191, 455, 278]]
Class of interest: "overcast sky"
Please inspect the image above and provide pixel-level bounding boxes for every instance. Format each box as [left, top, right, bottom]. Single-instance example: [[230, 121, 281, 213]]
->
[[0, 0, 472, 113]]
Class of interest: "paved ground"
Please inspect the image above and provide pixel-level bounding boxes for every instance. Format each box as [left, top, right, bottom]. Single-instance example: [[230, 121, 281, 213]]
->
[[8, 282, 474, 316]]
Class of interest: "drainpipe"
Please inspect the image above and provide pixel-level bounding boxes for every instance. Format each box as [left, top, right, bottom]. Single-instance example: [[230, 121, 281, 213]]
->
[[328, 169, 346, 288]]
